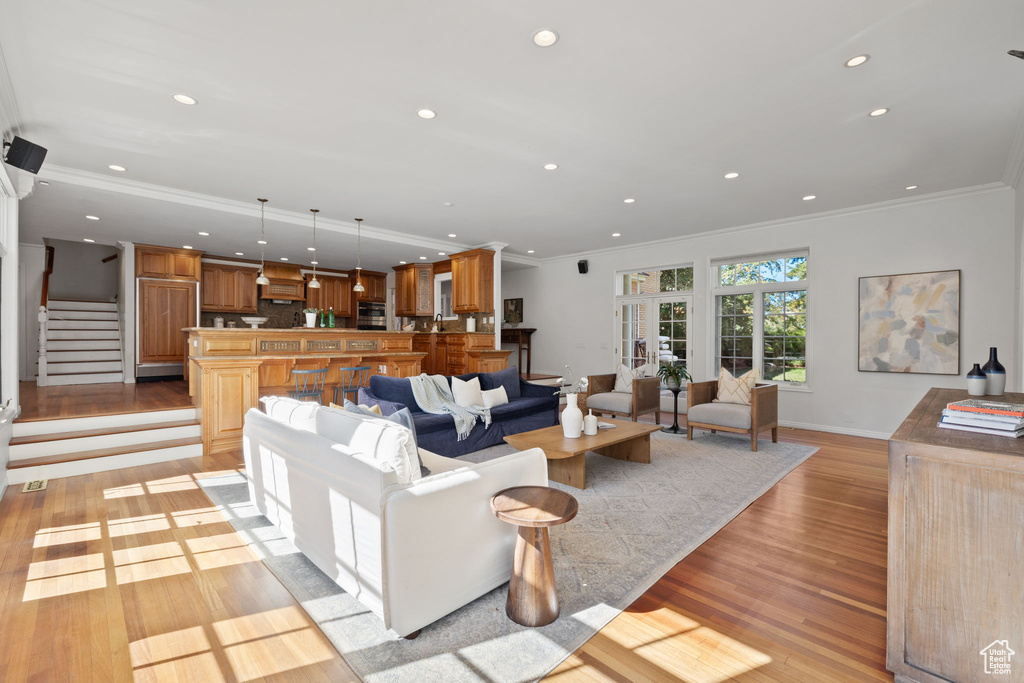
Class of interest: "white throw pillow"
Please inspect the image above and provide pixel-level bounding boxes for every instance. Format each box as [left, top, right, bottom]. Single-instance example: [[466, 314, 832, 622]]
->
[[260, 396, 319, 432], [452, 376, 483, 407], [614, 363, 650, 393], [713, 367, 759, 405], [315, 406, 422, 485], [480, 386, 509, 409]]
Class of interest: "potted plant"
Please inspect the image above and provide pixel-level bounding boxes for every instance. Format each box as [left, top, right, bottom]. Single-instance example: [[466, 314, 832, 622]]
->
[[657, 361, 692, 390], [303, 307, 319, 328]]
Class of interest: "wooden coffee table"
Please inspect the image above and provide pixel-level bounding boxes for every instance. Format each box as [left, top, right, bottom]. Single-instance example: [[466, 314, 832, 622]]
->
[[491, 486, 578, 627], [504, 418, 662, 489]]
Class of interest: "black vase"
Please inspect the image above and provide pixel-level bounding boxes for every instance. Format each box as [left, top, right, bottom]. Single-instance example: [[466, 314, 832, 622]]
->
[[981, 347, 1006, 396]]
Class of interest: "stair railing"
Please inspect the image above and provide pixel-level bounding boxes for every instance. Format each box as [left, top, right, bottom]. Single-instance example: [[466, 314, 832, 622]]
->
[[37, 245, 55, 386]]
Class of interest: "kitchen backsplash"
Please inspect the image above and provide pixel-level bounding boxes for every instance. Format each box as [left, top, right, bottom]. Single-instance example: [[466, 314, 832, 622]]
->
[[198, 300, 349, 329], [402, 313, 495, 334]]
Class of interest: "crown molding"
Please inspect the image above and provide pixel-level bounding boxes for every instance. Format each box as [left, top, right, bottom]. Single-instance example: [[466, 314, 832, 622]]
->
[[537, 182, 1010, 265], [0, 41, 21, 141], [40, 164, 469, 253], [1003, 105, 1024, 190]]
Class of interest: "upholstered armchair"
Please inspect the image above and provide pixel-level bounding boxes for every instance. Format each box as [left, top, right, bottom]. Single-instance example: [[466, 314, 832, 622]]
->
[[686, 381, 778, 451], [585, 373, 661, 423]]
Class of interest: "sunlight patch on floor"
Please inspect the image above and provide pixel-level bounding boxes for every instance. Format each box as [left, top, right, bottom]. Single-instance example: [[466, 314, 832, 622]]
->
[[187, 533, 256, 571], [23, 552, 106, 601], [113, 541, 190, 585], [103, 483, 145, 499], [172, 507, 225, 527], [145, 475, 198, 494], [106, 513, 170, 538], [32, 521, 101, 548]]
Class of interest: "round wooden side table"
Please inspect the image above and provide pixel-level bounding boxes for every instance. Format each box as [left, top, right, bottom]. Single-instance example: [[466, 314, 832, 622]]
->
[[491, 485, 578, 627]]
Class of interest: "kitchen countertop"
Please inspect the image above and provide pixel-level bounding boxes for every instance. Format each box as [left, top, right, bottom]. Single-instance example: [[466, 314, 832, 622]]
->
[[184, 327, 412, 333]]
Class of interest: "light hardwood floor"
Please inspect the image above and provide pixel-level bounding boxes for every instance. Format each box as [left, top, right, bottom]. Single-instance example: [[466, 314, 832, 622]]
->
[[2, 385, 890, 682]]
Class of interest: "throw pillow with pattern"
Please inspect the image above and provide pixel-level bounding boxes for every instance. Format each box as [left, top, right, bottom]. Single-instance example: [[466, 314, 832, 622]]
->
[[614, 363, 651, 393], [713, 367, 758, 405]]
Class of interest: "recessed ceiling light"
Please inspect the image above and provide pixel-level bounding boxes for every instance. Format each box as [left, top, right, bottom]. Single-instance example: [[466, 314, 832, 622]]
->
[[280, 257, 288, 261], [419, 256, 427, 260], [108, 165, 126, 172], [235, 252, 244, 256], [85, 215, 99, 220], [612, 232, 621, 237], [533, 29, 559, 47], [307, 247, 316, 251], [623, 198, 636, 204], [438, 252, 446, 255], [39, 180, 50, 186], [448, 233, 457, 238], [172, 94, 197, 105], [443, 202, 454, 207], [724, 172, 740, 179], [544, 163, 558, 171], [417, 109, 436, 119], [82, 238, 95, 243], [257, 239, 267, 245], [905, 185, 918, 190], [845, 54, 870, 68], [197, 231, 209, 236], [869, 108, 889, 117], [399, 261, 407, 264], [356, 266, 362, 270], [183, 245, 193, 250], [310, 261, 318, 265], [527, 250, 535, 254], [802, 195, 816, 201]]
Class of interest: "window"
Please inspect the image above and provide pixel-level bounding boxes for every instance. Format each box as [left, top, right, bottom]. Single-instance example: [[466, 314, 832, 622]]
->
[[616, 265, 693, 373], [619, 266, 694, 296], [713, 252, 808, 384]]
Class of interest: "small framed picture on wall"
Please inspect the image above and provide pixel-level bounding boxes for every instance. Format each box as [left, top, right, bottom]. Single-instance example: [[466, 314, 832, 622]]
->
[[503, 298, 523, 326]]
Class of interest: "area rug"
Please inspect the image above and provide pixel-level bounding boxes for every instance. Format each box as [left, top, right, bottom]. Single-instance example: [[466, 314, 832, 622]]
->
[[198, 432, 817, 683]]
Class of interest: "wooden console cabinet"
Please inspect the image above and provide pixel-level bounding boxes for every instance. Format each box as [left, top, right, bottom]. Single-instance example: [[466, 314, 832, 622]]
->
[[888, 388, 1024, 683]]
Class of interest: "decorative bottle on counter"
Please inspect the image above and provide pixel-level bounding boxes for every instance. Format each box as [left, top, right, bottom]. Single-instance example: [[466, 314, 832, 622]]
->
[[319, 309, 325, 327], [328, 307, 335, 328], [966, 364, 987, 396], [981, 347, 1005, 396]]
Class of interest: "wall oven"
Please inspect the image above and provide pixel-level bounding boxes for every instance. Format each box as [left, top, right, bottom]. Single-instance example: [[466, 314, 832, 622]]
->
[[356, 301, 387, 330]]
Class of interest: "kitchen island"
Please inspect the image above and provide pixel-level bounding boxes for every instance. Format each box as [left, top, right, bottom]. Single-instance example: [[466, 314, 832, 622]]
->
[[186, 327, 427, 453]]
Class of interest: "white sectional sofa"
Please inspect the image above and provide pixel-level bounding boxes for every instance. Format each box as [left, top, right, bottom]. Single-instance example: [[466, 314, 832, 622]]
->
[[241, 401, 548, 637]]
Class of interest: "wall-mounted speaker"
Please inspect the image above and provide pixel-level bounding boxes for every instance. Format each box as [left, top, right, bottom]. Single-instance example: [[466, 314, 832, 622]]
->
[[577, 259, 589, 274], [3, 136, 48, 174]]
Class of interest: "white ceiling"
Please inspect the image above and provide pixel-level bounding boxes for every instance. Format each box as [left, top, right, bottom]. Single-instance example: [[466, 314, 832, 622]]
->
[[2, 1, 1023, 268]]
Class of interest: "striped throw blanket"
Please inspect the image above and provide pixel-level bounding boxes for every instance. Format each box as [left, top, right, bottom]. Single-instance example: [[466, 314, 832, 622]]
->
[[408, 374, 491, 441]]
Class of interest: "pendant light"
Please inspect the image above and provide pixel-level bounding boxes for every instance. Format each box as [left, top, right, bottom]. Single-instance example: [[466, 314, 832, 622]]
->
[[307, 209, 321, 289], [255, 198, 270, 285], [352, 217, 365, 293]]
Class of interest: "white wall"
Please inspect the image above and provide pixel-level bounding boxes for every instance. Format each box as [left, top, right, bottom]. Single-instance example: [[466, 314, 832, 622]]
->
[[504, 187, 1017, 438], [18, 243, 44, 381], [0, 163, 20, 499], [47, 238, 119, 301]]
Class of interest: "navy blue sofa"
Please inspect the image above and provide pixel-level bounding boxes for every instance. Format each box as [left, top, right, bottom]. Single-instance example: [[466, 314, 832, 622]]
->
[[358, 366, 559, 457]]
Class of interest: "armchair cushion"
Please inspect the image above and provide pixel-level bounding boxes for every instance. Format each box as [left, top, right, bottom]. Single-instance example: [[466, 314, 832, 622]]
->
[[688, 402, 752, 430], [587, 391, 634, 413]]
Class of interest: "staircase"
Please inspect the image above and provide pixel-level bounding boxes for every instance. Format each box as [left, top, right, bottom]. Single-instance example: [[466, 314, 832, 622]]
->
[[7, 408, 202, 484], [40, 299, 124, 385]]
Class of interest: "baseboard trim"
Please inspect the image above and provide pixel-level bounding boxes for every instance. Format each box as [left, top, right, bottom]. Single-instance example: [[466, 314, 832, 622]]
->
[[779, 420, 891, 441]]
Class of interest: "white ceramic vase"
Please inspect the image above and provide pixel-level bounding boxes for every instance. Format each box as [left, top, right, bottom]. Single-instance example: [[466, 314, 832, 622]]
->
[[562, 392, 584, 438], [305, 312, 317, 328]]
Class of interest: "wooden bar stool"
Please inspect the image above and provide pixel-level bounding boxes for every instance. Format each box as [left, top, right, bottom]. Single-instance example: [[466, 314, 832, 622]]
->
[[290, 368, 328, 404], [332, 366, 371, 405]]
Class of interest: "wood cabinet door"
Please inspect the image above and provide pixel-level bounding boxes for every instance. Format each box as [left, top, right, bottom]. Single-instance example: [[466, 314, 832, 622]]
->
[[305, 276, 324, 310], [451, 256, 473, 312], [415, 265, 433, 316], [137, 251, 171, 278], [333, 277, 353, 316], [170, 253, 200, 279], [370, 275, 387, 303], [394, 268, 413, 316], [139, 279, 197, 363], [201, 266, 224, 310], [234, 269, 258, 313]]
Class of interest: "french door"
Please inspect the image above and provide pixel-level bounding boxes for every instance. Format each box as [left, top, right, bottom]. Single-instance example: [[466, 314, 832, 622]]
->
[[617, 294, 692, 373]]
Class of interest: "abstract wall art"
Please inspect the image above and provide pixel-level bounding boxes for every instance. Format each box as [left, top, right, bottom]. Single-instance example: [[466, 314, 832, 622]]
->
[[858, 269, 960, 374]]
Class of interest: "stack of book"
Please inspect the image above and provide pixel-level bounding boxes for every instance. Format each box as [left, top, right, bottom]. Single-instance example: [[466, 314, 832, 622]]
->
[[938, 399, 1024, 438]]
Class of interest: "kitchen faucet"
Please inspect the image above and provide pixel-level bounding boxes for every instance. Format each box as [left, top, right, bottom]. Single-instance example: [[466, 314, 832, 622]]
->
[[435, 313, 444, 332]]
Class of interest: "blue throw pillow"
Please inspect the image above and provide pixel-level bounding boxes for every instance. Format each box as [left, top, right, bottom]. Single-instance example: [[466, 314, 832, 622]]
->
[[479, 366, 521, 400], [342, 401, 427, 476]]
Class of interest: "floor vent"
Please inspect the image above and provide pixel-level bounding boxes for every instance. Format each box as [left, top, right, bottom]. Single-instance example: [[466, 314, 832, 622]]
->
[[22, 479, 48, 493]]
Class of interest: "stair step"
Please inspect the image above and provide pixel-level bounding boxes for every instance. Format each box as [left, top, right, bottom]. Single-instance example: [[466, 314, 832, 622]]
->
[[48, 300, 117, 311], [5, 441, 204, 485], [48, 330, 119, 340], [14, 408, 197, 436], [46, 350, 122, 362], [45, 360, 123, 373], [46, 372, 125, 386], [47, 310, 118, 321], [48, 319, 119, 330], [8, 437, 203, 469], [11, 422, 201, 459], [46, 340, 121, 351], [10, 419, 200, 446]]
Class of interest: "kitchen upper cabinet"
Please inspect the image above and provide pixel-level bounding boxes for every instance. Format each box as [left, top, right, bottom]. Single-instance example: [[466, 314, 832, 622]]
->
[[139, 279, 197, 364], [349, 270, 387, 303], [393, 263, 433, 317], [136, 244, 202, 281], [306, 274, 352, 317], [201, 263, 258, 313], [450, 248, 494, 313]]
